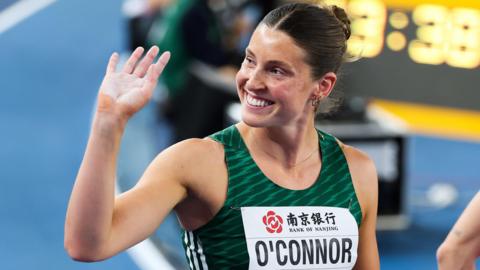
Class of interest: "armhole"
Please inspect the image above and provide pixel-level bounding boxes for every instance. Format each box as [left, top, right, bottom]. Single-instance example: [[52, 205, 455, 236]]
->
[[189, 136, 239, 235], [340, 144, 364, 228], [322, 131, 364, 227], [206, 135, 229, 178]]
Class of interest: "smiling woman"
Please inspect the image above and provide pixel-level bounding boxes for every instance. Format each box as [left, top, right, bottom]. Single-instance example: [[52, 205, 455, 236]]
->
[[65, 2, 379, 270]]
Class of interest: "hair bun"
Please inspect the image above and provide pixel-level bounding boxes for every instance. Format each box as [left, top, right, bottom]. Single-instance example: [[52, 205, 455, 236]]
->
[[331, 5, 351, 40]]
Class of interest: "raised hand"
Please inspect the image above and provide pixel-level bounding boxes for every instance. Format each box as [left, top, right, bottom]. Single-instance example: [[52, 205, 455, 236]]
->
[[97, 46, 170, 119]]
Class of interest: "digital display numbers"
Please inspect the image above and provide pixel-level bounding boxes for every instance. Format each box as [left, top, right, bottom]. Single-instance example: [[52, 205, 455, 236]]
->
[[322, 0, 480, 69]]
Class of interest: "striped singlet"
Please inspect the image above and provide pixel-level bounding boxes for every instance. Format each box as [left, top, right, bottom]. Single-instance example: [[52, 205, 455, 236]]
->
[[182, 125, 362, 269]]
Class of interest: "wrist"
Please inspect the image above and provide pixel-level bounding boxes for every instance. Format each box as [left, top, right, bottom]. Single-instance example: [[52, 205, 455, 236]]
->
[[95, 92, 130, 128], [93, 111, 128, 135]]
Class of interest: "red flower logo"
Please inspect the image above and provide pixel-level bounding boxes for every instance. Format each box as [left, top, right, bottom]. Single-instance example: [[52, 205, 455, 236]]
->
[[262, 211, 283, 233]]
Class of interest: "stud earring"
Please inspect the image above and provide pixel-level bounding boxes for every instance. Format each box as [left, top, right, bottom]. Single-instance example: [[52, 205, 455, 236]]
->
[[311, 96, 321, 107]]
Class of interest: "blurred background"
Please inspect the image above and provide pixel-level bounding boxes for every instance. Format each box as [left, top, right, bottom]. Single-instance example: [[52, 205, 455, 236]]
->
[[0, 0, 479, 269]]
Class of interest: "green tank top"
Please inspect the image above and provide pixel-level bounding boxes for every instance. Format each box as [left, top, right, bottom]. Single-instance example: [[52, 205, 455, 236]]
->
[[182, 125, 362, 269]]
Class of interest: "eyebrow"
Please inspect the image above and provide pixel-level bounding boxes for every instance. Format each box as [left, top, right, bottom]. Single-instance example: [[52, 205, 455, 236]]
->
[[246, 48, 294, 71]]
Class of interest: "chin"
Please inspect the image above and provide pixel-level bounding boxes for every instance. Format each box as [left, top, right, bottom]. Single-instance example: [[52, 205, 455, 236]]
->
[[242, 119, 266, 128], [241, 111, 268, 128], [241, 110, 283, 128], [241, 114, 261, 127]]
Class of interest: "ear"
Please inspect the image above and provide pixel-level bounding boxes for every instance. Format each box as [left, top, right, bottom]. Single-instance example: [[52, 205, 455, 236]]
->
[[310, 72, 337, 100]]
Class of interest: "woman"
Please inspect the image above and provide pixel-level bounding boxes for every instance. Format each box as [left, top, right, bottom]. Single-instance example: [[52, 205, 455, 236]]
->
[[437, 191, 480, 270], [65, 2, 380, 269]]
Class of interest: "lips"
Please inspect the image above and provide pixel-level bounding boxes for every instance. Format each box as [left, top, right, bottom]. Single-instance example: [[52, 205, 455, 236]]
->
[[245, 92, 274, 107]]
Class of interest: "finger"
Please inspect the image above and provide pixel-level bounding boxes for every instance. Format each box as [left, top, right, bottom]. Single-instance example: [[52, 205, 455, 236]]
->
[[142, 51, 171, 94], [106, 52, 119, 74], [141, 66, 156, 99], [122, 47, 145, 74], [150, 51, 171, 80], [133, 46, 159, 78]]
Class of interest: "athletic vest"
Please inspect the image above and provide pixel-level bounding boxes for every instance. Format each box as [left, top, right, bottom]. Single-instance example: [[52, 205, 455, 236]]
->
[[182, 125, 362, 270]]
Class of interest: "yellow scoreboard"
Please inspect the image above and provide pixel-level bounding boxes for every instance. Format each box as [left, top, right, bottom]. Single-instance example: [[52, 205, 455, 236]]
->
[[311, 0, 480, 111], [322, 0, 480, 69]]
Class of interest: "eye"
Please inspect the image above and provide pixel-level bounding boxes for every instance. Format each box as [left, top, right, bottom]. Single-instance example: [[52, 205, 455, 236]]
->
[[270, 67, 284, 75], [244, 56, 255, 65]]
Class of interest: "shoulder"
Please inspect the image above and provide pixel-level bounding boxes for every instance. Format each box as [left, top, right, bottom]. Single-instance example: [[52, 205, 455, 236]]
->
[[162, 137, 223, 158], [149, 137, 225, 186], [339, 141, 377, 186], [337, 140, 378, 220], [153, 137, 224, 169], [151, 138, 229, 229]]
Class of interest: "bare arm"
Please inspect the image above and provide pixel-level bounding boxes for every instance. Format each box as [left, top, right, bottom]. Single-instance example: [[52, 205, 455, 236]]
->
[[342, 144, 380, 270], [437, 191, 480, 270], [64, 47, 182, 261]]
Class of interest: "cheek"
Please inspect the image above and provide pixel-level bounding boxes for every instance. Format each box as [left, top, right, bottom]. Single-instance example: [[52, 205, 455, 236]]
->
[[271, 83, 297, 103], [274, 83, 310, 109], [235, 68, 248, 89], [235, 71, 245, 100]]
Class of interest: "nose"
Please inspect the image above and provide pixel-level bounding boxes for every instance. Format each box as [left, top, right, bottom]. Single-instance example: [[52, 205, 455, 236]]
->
[[244, 68, 265, 91]]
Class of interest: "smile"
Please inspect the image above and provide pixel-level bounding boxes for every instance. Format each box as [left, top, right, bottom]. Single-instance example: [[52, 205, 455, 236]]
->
[[246, 93, 274, 108]]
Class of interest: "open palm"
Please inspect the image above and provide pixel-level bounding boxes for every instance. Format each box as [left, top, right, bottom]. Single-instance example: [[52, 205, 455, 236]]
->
[[98, 46, 170, 118]]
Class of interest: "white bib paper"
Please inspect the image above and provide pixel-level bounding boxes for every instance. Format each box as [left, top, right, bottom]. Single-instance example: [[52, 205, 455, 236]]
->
[[241, 206, 358, 270]]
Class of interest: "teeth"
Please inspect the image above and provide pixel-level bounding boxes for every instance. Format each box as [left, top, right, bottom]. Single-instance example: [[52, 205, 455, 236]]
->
[[246, 94, 272, 107]]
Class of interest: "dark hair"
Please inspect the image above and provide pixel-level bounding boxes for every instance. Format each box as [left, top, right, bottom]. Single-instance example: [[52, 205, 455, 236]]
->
[[260, 2, 351, 113]]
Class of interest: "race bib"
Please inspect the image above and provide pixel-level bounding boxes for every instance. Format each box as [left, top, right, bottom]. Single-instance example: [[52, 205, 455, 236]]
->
[[241, 206, 358, 270]]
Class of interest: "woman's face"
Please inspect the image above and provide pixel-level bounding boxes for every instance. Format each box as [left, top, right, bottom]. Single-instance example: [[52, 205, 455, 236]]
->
[[236, 24, 320, 128]]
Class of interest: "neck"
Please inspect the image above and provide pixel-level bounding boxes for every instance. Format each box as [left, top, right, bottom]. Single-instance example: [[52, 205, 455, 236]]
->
[[240, 120, 319, 169]]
